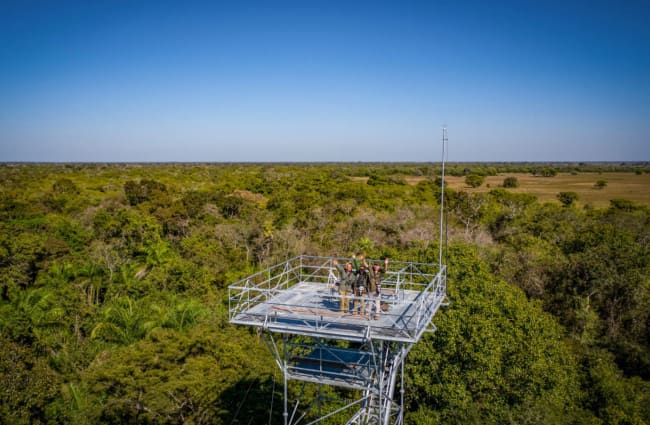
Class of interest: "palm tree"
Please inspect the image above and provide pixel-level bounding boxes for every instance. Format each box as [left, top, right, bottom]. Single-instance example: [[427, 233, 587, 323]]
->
[[75, 261, 105, 306], [0, 287, 66, 346], [90, 296, 146, 345], [162, 297, 207, 331], [45, 261, 75, 286]]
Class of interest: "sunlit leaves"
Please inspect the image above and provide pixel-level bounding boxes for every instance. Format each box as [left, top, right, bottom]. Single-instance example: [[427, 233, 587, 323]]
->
[[1, 163, 649, 424], [407, 245, 584, 424]]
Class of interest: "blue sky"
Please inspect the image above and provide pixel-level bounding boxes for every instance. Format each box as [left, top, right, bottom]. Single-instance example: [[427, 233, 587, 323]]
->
[[1, 0, 648, 162]]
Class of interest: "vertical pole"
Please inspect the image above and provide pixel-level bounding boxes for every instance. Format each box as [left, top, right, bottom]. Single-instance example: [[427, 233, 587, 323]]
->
[[400, 345, 405, 424], [318, 383, 322, 419], [378, 340, 383, 425], [283, 335, 288, 425], [439, 127, 447, 269], [318, 337, 322, 420]]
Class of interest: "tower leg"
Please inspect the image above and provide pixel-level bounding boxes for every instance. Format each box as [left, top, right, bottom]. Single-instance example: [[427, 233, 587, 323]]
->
[[400, 345, 405, 424], [284, 335, 288, 425]]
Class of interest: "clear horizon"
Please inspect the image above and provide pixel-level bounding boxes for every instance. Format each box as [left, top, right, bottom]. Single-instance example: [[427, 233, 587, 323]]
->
[[1, 1, 649, 162], [3, 161, 648, 166]]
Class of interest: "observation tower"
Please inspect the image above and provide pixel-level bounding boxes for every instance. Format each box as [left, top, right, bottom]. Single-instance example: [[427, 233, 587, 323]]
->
[[228, 130, 449, 424]]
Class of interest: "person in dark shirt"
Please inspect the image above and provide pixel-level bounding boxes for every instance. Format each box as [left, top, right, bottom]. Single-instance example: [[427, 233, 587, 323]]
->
[[333, 257, 357, 313], [354, 265, 370, 315], [366, 258, 389, 319]]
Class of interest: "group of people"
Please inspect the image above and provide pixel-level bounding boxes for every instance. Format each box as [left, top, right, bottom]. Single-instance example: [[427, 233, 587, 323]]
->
[[332, 254, 389, 320]]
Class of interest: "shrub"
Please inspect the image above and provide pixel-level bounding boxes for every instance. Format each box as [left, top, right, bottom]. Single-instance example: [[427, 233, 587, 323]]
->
[[465, 174, 485, 188], [503, 177, 519, 188], [610, 199, 638, 212], [536, 167, 557, 177], [557, 191, 578, 207]]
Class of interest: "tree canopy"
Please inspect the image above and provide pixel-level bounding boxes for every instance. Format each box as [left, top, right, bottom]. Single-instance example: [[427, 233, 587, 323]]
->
[[1, 163, 648, 424]]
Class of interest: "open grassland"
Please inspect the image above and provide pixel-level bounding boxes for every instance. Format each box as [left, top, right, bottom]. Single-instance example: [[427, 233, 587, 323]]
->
[[439, 172, 650, 208]]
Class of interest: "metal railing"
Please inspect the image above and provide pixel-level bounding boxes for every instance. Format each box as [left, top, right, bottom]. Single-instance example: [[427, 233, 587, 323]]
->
[[228, 255, 447, 343]]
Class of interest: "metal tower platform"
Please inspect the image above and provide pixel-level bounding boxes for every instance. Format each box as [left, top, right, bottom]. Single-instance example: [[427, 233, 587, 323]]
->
[[228, 255, 448, 425]]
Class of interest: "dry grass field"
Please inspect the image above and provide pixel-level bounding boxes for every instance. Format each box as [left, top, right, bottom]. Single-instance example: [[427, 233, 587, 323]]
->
[[441, 172, 650, 208]]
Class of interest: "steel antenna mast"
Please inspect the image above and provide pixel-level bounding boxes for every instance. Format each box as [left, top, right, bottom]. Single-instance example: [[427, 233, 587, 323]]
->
[[439, 126, 447, 269]]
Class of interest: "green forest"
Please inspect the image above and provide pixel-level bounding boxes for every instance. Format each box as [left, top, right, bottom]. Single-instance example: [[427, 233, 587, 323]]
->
[[1, 163, 649, 424]]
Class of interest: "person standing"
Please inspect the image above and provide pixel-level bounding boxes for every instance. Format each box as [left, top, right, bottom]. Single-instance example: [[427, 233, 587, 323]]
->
[[366, 258, 389, 320], [354, 265, 370, 315], [333, 258, 357, 313]]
